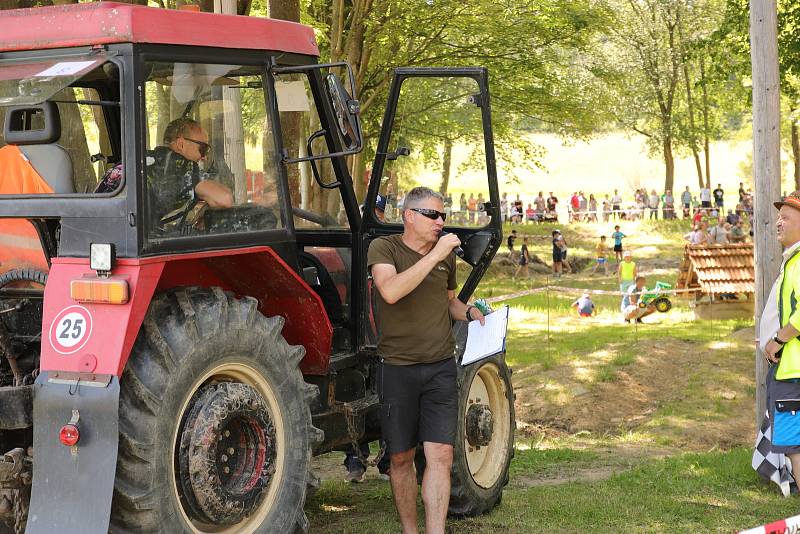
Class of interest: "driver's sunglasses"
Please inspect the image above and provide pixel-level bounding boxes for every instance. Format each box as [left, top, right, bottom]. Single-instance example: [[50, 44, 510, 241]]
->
[[409, 208, 446, 222], [183, 137, 211, 157]]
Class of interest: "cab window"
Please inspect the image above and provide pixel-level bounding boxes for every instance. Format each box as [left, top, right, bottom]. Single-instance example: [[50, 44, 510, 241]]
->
[[0, 56, 120, 196], [142, 61, 281, 238]]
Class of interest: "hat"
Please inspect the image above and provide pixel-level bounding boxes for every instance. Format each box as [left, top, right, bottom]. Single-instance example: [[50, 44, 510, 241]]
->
[[774, 191, 800, 211], [623, 250, 632, 257], [376, 194, 386, 212]]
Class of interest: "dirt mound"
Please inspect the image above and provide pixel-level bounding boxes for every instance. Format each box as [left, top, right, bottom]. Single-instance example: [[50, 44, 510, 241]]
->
[[515, 337, 753, 451]]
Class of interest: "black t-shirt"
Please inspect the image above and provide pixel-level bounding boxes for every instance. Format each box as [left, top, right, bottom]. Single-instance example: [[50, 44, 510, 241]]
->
[[713, 188, 724, 202], [507, 234, 516, 249], [552, 237, 560, 255], [147, 146, 199, 222], [547, 196, 558, 211], [520, 244, 529, 264]]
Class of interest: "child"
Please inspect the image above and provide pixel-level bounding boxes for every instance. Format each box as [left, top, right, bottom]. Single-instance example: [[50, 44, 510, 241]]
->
[[572, 293, 595, 317], [513, 236, 530, 281], [611, 225, 626, 263], [591, 235, 609, 276]]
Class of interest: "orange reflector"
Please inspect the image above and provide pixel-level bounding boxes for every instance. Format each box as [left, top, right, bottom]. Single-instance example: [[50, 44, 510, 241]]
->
[[70, 276, 129, 304]]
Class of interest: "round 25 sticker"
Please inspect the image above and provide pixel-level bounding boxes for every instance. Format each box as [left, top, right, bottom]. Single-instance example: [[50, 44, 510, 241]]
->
[[49, 305, 93, 355]]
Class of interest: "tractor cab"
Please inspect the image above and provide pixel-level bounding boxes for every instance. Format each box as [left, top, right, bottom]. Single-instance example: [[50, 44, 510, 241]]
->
[[0, 4, 511, 533]]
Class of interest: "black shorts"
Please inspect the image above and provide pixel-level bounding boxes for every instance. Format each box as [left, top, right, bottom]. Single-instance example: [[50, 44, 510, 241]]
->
[[379, 358, 457, 454], [767, 365, 800, 454], [552, 253, 561, 264], [613, 244, 622, 252], [701, 201, 711, 208]]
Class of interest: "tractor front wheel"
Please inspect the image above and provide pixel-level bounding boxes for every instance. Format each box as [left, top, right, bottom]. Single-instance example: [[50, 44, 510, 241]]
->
[[110, 287, 321, 533], [448, 354, 515, 516]]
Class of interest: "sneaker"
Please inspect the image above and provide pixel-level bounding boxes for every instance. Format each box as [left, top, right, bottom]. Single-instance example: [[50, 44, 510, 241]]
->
[[344, 467, 366, 483], [635, 318, 643, 323]]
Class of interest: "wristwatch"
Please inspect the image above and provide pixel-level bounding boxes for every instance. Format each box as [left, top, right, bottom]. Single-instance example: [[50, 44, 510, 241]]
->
[[466, 305, 476, 322], [773, 334, 788, 346]]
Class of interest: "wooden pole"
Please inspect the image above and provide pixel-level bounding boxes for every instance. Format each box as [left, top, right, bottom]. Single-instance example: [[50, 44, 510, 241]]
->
[[749, 0, 782, 424]]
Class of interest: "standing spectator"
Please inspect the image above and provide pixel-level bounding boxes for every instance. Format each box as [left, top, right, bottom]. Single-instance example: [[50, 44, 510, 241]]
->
[[636, 189, 647, 219], [709, 217, 729, 244], [551, 230, 563, 277], [738, 182, 746, 203], [648, 189, 660, 220], [569, 192, 580, 222], [617, 250, 637, 294], [611, 189, 623, 220], [513, 236, 530, 280], [681, 186, 692, 219], [611, 225, 626, 263], [572, 293, 596, 317], [602, 195, 612, 222], [558, 231, 571, 273], [459, 192, 467, 214], [500, 192, 508, 223], [700, 185, 712, 209], [729, 219, 746, 243], [534, 191, 546, 222], [588, 194, 598, 222], [758, 191, 800, 482], [591, 235, 609, 276], [467, 193, 477, 223], [713, 183, 724, 210], [546, 191, 558, 213], [578, 191, 588, 222], [506, 229, 517, 260], [663, 189, 675, 219]]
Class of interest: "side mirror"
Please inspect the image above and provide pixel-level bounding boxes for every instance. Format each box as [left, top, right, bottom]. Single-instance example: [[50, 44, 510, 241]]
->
[[386, 147, 410, 161], [326, 73, 362, 151]]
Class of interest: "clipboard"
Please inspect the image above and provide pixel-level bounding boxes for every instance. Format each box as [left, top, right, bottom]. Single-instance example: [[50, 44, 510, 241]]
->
[[460, 305, 509, 366]]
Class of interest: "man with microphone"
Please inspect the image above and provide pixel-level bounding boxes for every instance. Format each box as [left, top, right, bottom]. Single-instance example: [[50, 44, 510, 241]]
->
[[368, 186, 485, 534]]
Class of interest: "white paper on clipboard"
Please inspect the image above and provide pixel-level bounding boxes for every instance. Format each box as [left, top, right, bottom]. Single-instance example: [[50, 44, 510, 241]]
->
[[461, 306, 509, 366]]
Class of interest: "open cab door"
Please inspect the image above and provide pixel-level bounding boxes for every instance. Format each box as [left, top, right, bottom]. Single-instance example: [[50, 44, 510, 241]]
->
[[362, 67, 501, 302], [360, 68, 513, 518]]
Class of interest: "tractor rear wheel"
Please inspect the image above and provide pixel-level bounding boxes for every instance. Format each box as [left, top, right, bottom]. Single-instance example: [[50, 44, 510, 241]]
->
[[110, 287, 321, 533], [448, 354, 515, 516], [654, 297, 672, 313]]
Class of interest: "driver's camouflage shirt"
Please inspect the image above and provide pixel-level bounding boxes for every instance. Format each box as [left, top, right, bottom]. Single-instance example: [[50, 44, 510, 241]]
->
[[146, 146, 198, 220]]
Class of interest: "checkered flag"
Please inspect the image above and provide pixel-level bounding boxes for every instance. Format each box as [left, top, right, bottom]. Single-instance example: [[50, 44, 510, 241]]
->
[[752, 410, 795, 497]]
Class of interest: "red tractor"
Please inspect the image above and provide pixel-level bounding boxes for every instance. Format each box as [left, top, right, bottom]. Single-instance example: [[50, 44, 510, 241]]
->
[[0, 3, 514, 532]]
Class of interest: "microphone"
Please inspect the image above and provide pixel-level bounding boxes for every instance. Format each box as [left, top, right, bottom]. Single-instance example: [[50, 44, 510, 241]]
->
[[439, 231, 465, 258]]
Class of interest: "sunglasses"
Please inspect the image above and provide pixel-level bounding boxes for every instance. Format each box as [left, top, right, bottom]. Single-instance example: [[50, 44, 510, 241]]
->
[[409, 208, 446, 221], [183, 137, 211, 157]]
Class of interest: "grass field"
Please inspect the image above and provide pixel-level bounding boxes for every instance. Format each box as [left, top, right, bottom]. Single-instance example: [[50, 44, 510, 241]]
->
[[305, 216, 783, 534]]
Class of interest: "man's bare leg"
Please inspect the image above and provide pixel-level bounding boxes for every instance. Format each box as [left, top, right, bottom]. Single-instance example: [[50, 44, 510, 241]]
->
[[421, 442, 453, 534], [390, 448, 419, 534]]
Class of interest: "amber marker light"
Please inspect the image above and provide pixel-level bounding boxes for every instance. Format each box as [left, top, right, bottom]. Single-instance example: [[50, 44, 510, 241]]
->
[[70, 276, 129, 304]]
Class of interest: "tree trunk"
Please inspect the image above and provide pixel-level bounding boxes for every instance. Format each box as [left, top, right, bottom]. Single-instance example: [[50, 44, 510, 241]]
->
[[683, 62, 704, 188], [439, 138, 453, 195], [700, 55, 711, 188], [663, 134, 675, 193]]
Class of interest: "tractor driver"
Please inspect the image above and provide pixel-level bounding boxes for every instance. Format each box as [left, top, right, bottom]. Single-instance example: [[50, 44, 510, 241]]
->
[[147, 118, 233, 229]]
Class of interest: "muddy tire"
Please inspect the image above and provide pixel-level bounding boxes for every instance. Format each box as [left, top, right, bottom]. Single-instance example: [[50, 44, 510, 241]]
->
[[448, 354, 514, 517], [110, 287, 321, 533]]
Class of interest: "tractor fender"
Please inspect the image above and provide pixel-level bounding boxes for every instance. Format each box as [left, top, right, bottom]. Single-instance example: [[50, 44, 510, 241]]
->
[[39, 246, 332, 377]]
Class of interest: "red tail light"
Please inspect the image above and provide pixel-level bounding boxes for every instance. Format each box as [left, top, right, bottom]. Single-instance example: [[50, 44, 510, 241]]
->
[[59, 424, 80, 446]]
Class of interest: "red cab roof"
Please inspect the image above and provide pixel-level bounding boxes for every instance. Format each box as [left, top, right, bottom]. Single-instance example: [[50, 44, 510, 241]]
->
[[0, 2, 319, 56]]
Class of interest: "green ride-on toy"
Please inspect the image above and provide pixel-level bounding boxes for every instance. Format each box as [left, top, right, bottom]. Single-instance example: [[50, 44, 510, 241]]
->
[[638, 281, 673, 313]]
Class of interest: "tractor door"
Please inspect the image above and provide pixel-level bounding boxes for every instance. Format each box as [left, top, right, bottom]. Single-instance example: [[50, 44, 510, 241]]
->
[[359, 68, 501, 347]]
